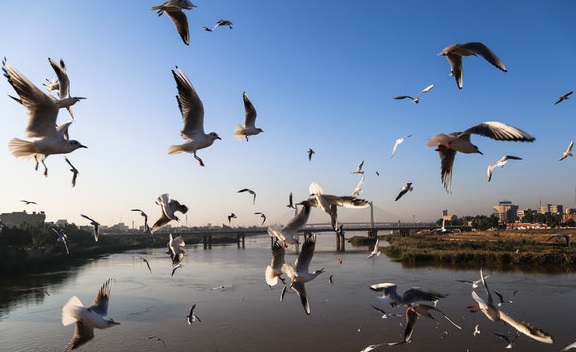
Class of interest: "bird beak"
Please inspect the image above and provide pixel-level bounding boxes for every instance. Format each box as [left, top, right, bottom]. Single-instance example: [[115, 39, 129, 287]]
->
[[80, 145, 87, 148], [216, 136, 222, 140], [477, 150, 483, 155]]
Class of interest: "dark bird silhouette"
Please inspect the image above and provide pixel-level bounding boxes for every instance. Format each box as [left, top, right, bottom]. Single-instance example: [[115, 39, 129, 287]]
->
[[227, 213, 237, 223], [547, 233, 571, 247], [80, 214, 100, 242], [20, 199, 37, 205], [187, 303, 202, 324], [132, 256, 152, 273], [395, 182, 413, 201], [238, 188, 256, 204], [254, 212, 266, 225], [555, 91, 573, 105], [307, 148, 315, 161], [64, 156, 79, 187], [131, 208, 150, 233]]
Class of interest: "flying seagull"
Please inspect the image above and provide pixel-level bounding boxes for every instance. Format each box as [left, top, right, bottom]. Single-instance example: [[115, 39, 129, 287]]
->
[[238, 188, 256, 204], [3, 59, 87, 176], [366, 238, 381, 259], [265, 239, 287, 287], [233, 92, 263, 141], [369, 304, 402, 319], [391, 134, 413, 158], [352, 159, 365, 174], [47, 58, 85, 120], [493, 331, 519, 349], [308, 182, 370, 231], [547, 233, 571, 247], [227, 213, 237, 223], [148, 336, 166, 347], [150, 0, 196, 45], [131, 209, 150, 233], [64, 156, 79, 187], [369, 283, 447, 307], [559, 140, 574, 161], [52, 228, 70, 255], [351, 174, 365, 197], [426, 121, 535, 192], [493, 290, 514, 307], [307, 148, 315, 161], [487, 155, 522, 182], [151, 194, 188, 234], [393, 84, 434, 104], [439, 42, 507, 89], [211, 19, 234, 30], [167, 67, 221, 166], [62, 278, 120, 350], [555, 91, 573, 105], [254, 212, 266, 225], [403, 303, 462, 342], [268, 200, 311, 247], [395, 182, 413, 201], [132, 256, 152, 273], [80, 214, 100, 242], [186, 303, 201, 324], [168, 233, 186, 267], [20, 199, 37, 205]]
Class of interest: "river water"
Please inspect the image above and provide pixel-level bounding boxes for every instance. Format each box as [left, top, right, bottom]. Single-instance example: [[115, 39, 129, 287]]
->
[[1, 234, 574, 351]]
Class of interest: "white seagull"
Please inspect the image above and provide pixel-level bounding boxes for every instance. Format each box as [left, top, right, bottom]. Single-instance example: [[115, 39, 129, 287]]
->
[[62, 279, 120, 351], [439, 42, 507, 89], [366, 239, 381, 259], [233, 91, 263, 141], [64, 156, 79, 187], [352, 159, 365, 174], [3, 59, 87, 176], [493, 331, 519, 349], [308, 182, 370, 231], [393, 84, 434, 104], [487, 155, 522, 182], [267, 200, 311, 247], [394, 182, 413, 201], [151, 0, 196, 45], [391, 134, 413, 158], [351, 174, 365, 197], [369, 304, 402, 319], [151, 193, 188, 234], [52, 228, 69, 255], [80, 214, 100, 242], [47, 58, 85, 120], [167, 67, 221, 166], [559, 140, 574, 161], [211, 19, 234, 30], [426, 121, 535, 192], [186, 303, 201, 324], [168, 233, 186, 267], [369, 283, 447, 307], [265, 240, 287, 287]]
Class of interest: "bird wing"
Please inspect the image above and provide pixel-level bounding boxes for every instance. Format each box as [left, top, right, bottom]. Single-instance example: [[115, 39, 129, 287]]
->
[[164, 9, 190, 45], [48, 58, 70, 99], [404, 306, 418, 342], [438, 147, 457, 192], [290, 282, 310, 315], [446, 53, 463, 89], [3, 59, 59, 138], [498, 310, 554, 344], [352, 175, 365, 197], [456, 42, 507, 72], [393, 95, 415, 100], [281, 201, 311, 234], [395, 188, 408, 201], [66, 321, 94, 351], [464, 121, 535, 142], [270, 240, 286, 272], [567, 140, 574, 153], [401, 288, 447, 304], [391, 139, 402, 157], [294, 234, 316, 273], [420, 84, 435, 94], [88, 279, 113, 316], [242, 92, 257, 128], [80, 214, 96, 223], [172, 67, 204, 139]]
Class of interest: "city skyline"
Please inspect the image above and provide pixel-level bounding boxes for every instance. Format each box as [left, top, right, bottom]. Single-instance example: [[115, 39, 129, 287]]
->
[[0, 1, 575, 228]]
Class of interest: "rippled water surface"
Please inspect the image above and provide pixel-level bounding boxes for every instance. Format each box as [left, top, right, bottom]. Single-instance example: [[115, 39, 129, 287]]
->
[[1, 234, 575, 351]]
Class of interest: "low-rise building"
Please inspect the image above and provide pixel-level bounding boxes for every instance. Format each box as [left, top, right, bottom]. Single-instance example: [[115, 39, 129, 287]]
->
[[0, 210, 46, 228], [493, 200, 518, 224]]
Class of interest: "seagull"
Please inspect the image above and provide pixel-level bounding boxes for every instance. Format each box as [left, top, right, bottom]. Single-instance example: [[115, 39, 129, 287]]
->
[[438, 42, 507, 89], [308, 182, 370, 231], [547, 233, 571, 247], [391, 134, 412, 158], [211, 19, 234, 30], [286, 192, 295, 209], [562, 341, 576, 351], [150, 0, 196, 45], [131, 209, 150, 233], [403, 303, 462, 342], [227, 213, 237, 223], [151, 194, 188, 234], [493, 290, 513, 306], [265, 240, 287, 287], [555, 91, 573, 105], [171, 263, 184, 276], [3, 59, 87, 176], [167, 67, 221, 166], [186, 303, 201, 324], [470, 269, 553, 344], [62, 279, 120, 350], [167, 233, 186, 268], [254, 212, 266, 225], [52, 228, 69, 255], [455, 274, 491, 289], [132, 256, 152, 273], [369, 283, 447, 307], [80, 214, 100, 242], [307, 148, 315, 161], [393, 84, 434, 104], [281, 233, 324, 315], [487, 155, 522, 182], [366, 239, 381, 259], [395, 182, 413, 201], [64, 156, 79, 187], [559, 140, 574, 161], [148, 335, 166, 347], [352, 160, 365, 174], [268, 200, 311, 246], [233, 92, 263, 141], [238, 188, 256, 204], [493, 331, 519, 349], [328, 275, 334, 284], [47, 58, 85, 120], [20, 199, 37, 205], [426, 122, 535, 192], [473, 324, 481, 336], [351, 174, 365, 197], [370, 304, 402, 319]]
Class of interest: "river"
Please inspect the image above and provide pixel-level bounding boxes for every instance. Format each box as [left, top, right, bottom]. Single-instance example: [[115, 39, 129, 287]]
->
[[1, 234, 574, 351]]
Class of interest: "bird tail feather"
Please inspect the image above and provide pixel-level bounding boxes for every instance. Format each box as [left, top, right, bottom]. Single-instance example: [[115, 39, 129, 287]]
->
[[167, 144, 184, 154], [265, 265, 278, 286], [8, 138, 37, 159], [233, 124, 246, 140], [62, 296, 84, 326]]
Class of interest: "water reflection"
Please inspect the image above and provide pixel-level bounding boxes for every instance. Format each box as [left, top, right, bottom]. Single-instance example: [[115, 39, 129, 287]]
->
[[1, 234, 576, 351]]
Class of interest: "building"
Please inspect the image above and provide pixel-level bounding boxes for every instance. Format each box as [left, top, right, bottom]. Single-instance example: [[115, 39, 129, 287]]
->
[[0, 210, 46, 228], [538, 204, 564, 214], [493, 200, 518, 224]]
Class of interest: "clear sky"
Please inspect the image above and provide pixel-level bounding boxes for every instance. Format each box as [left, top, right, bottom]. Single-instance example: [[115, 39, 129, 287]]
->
[[0, 1, 575, 229]]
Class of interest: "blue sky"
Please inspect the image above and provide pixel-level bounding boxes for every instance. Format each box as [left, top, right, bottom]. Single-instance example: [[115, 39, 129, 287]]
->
[[0, 1, 575, 228]]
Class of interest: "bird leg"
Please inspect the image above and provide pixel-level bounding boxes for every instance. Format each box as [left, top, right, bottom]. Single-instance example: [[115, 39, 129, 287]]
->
[[467, 304, 480, 313], [193, 152, 205, 167], [41, 157, 48, 177], [279, 276, 286, 284], [34, 155, 39, 171], [245, 135, 249, 142]]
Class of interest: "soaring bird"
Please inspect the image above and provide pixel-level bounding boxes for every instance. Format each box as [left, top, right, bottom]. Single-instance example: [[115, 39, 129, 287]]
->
[[395, 182, 413, 201], [167, 233, 186, 268], [227, 213, 237, 223], [254, 212, 266, 225], [3, 59, 87, 176], [20, 199, 37, 205], [211, 19, 234, 30], [439, 42, 507, 89], [132, 256, 152, 273], [391, 134, 413, 158], [352, 159, 365, 174], [238, 188, 256, 204], [426, 122, 535, 192], [52, 228, 69, 255], [64, 156, 79, 187], [151, 0, 196, 45], [62, 279, 120, 350], [370, 283, 447, 307], [80, 214, 100, 242], [47, 58, 85, 120], [351, 174, 365, 197], [366, 238, 381, 259], [470, 269, 553, 344], [493, 331, 519, 349], [167, 67, 221, 166], [131, 208, 150, 233], [268, 200, 311, 246], [402, 303, 461, 343], [265, 240, 287, 287], [233, 92, 263, 141], [547, 233, 571, 247], [393, 84, 434, 104], [555, 91, 573, 105], [559, 140, 574, 161], [487, 155, 522, 182], [186, 303, 201, 324], [308, 182, 370, 231], [307, 148, 315, 161], [281, 233, 324, 315], [151, 194, 188, 234]]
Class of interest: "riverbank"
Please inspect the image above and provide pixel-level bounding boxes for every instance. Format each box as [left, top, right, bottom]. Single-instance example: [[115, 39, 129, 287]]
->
[[350, 229, 576, 272]]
